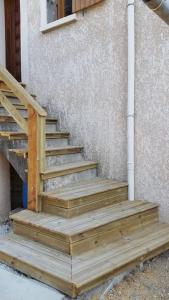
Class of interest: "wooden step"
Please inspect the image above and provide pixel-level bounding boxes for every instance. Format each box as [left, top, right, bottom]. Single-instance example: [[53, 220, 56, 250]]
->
[[0, 89, 36, 99], [41, 161, 98, 180], [0, 115, 58, 124], [0, 102, 47, 111], [11, 201, 159, 255], [9, 146, 83, 158], [40, 178, 128, 217], [0, 131, 69, 140], [1, 223, 169, 297]]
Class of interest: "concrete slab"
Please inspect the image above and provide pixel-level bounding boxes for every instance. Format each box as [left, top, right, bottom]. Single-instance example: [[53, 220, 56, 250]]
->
[[0, 265, 66, 300]]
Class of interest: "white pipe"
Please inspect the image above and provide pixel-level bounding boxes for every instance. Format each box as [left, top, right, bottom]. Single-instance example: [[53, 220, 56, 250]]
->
[[127, 0, 135, 201]]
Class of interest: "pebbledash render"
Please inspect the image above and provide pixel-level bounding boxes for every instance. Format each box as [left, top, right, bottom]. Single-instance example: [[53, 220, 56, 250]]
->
[[25, 0, 169, 222]]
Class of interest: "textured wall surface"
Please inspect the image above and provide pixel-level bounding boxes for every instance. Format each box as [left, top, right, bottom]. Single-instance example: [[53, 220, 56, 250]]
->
[[27, 0, 127, 182], [135, 2, 169, 222], [27, 0, 169, 222]]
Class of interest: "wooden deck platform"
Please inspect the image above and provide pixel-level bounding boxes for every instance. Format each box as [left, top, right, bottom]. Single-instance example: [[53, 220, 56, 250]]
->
[[0, 223, 169, 297]]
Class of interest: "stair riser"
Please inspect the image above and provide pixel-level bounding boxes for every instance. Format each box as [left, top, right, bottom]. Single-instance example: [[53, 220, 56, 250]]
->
[[76, 240, 169, 296], [46, 154, 84, 168], [12, 208, 159, 255], [72, 208, 159, 255], [0, 251, 74, 297], [9, 138, 69, 149], [42, 187, 128, 217], [44, 169, 97, 192], [7, 152, 83, 168], [0, 123, 57, 132]]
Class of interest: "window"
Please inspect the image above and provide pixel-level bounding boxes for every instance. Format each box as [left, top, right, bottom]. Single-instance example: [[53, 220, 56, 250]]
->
[[40, 0, 103, 33], [47, 0, 72, 23]]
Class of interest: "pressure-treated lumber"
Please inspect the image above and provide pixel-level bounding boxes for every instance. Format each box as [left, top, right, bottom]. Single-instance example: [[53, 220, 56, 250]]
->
[[0, 131, 69, 140], [0, 115, 57, 124], [41, 178, 128, 217], [41, 161, 97, 180], [1, 223, 169, 297], [27, 106, 46, 211], [11, 201, 159, 255], [9, 146, 83, 158], [72, 0, 104, 12], [0, 66, 46, 116], [0, 80, 26, 89], [0, 91, 28, 133]]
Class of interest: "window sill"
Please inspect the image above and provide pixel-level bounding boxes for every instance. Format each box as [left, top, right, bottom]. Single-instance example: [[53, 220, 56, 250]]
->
[[40, 14, 77, 34]]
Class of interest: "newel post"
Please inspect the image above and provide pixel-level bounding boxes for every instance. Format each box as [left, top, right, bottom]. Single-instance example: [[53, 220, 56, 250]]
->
[[27, 105, 46, 211]]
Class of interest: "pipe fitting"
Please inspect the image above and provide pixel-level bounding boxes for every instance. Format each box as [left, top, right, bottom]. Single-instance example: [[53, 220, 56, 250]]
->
[[143, 0, 169, 24]]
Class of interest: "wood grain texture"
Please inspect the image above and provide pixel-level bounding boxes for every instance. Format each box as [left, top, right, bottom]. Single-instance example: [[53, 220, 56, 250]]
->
[[41, 161, 97, 180], [27, 106, 46, 211], [0, 65, 46, 116], [1, 223, 169, 297], [11, 201, 159, 255], [72, 0, 104, 12], [0, 91, 28, 133]]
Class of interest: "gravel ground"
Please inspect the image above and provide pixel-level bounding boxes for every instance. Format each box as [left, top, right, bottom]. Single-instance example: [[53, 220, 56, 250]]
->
[[105, 251, 169, 300]]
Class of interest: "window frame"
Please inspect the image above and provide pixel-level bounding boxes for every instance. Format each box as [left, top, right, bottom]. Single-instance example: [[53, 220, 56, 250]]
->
[[40, 0, 77, 34]]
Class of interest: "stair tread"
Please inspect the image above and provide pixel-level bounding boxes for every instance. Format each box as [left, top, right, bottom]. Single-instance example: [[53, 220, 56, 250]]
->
[[73, 222, 169, 285], [9, 146, 83, 157], [11, 200, 158, 239], [0, 131, 69, 139], [0, 89, 36, 98], [41, 177, 128, 201], [1, 222, 169, 296], [42, 160, 97, 175], [0, 115, 57, 123]]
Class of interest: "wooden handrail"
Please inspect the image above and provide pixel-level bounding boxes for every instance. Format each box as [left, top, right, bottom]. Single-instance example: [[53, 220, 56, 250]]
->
[[0, 65, 47, 117], [0, 65, 46, 212]]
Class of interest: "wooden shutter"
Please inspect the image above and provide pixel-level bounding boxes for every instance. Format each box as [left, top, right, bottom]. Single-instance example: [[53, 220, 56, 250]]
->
[[72, 0, 103, 13]]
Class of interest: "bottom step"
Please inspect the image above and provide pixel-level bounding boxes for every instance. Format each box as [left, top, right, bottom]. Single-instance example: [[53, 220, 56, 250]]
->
[[0, 223, 169, 297]]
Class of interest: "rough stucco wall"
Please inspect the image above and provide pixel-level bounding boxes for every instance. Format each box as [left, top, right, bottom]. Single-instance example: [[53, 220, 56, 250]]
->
[[135, 2, 169, 222], [27, 0, 169, 222], [27, 0, 127, 181]]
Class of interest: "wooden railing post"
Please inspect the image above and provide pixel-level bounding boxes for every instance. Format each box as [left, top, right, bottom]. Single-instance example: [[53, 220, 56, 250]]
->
[[27, 106, 46, 211]]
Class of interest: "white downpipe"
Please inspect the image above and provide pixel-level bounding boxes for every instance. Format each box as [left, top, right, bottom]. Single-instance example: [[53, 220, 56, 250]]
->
[[127, 0, 135, 201]]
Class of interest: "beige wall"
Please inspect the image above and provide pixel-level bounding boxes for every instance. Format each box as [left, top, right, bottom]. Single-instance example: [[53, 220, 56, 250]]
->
[[27, 0, 169, 222]]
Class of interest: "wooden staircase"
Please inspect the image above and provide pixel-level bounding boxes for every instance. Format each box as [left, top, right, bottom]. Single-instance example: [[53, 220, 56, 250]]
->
[[0, 66, 169, 298]]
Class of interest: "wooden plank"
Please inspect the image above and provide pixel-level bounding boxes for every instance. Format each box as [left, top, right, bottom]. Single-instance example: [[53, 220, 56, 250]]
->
[[72, 0, 104, 12], [42, 192, 128, 218], [0, 223, 169, 297], [41, 161, 97, 180], [0, 89, 36, 99], [0, 131, 69, 140], [9, 146, 83, 158], [0, 234, 74, 297], [11, 201, 159, 254], [0, 65, 46, 116], [0, 91, 28, 133], [27, 106, 46, 211], [0, 115, 57, 124]]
